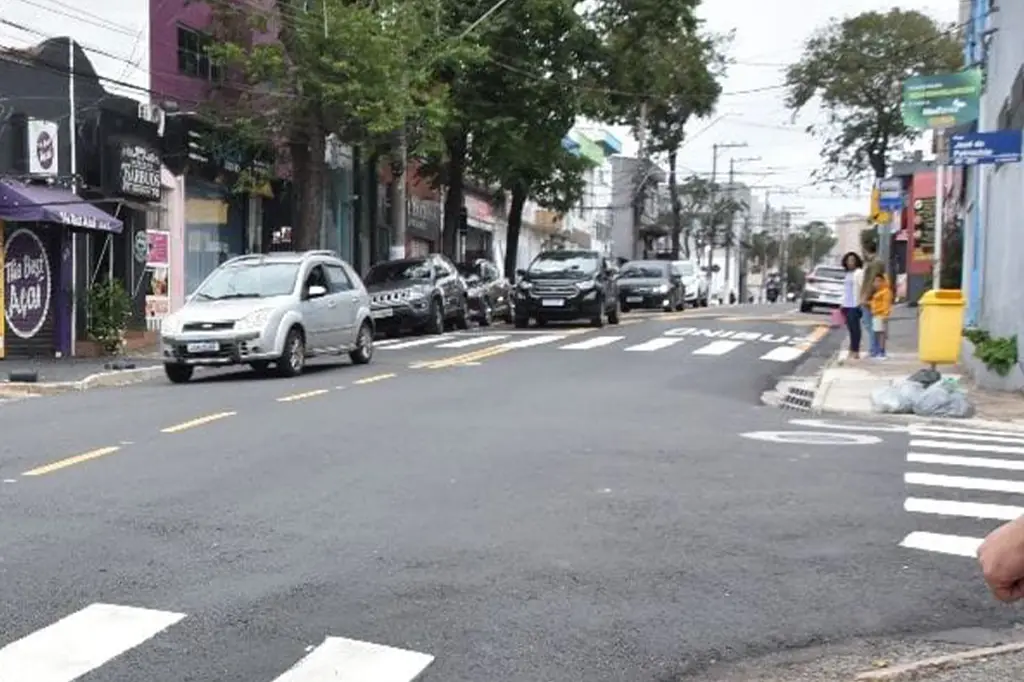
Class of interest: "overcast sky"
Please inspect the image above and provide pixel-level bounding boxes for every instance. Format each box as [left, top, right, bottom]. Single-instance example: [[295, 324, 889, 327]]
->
[[605, 0, 957, 228]]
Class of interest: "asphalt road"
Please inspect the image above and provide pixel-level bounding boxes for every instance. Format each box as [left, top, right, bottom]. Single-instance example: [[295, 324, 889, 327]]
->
[[0, 303, 1015, 682]]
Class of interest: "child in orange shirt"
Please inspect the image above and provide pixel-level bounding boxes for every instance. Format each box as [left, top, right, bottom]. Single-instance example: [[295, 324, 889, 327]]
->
[[869, 273, 892, 359]]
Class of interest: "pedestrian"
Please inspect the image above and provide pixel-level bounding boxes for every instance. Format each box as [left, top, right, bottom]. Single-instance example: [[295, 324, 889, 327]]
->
[[860, 243, 887, 356], [978, 516, 1024, 602], [869, 272, 892, 360], [840, 251, 864, 359]]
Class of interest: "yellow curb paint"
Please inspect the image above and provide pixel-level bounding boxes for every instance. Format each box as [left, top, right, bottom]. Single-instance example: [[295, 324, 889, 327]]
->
[[795, 325, 830, 352], [277, 389, 330, 402], [353, 373, 397, 385], [161, 411, 237, 433], [22, 446, 121, 476]]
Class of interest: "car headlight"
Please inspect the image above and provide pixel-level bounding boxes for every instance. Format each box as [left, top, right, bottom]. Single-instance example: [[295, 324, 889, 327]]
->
[[518, 280, 532, 290], [237, 308, 273, 331], [160, 316, 182, 336], [655, 284, 669, 293], [575, 280, 595, 291], [407, 289, 426, 301]]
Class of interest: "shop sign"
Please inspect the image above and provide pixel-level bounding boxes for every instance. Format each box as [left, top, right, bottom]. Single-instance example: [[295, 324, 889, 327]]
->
[[409, 197, 441, 233], [117, 144, 161, 200], [4, 228, 51, 339], [26, 119, 58, 176]]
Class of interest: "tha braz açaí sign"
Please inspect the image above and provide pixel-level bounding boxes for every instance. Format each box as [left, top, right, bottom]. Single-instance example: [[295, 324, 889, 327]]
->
[[4, 228, 51, 339]]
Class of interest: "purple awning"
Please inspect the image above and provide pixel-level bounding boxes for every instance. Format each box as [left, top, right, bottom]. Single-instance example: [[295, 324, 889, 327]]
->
[[0, 180, 123, 234]]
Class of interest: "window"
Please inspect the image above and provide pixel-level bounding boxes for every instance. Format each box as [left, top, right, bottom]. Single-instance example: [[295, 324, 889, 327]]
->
[[177, 25, 222, 81], [325, 263, 352, 292], [304, 265, 328, 293]]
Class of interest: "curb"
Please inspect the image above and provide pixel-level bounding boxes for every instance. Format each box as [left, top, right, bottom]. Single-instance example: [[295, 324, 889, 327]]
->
[[0, 366, 164, 396], [854, 641, 1024, 680]]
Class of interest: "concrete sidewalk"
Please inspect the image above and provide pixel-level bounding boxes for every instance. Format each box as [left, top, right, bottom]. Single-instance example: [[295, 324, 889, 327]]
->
[[809, 307, 1024, 425], [0, 354, 164, 396]]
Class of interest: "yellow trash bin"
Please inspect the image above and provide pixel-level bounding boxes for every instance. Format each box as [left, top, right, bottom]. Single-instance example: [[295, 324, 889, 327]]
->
[[918, 289, 965, 364]]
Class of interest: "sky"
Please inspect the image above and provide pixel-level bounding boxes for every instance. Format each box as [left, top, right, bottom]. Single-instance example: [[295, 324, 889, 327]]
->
[[603, 0, 958, 228]]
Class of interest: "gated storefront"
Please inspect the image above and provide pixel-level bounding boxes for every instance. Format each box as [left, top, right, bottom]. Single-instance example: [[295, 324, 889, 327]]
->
[[1, 222, 60, 357]]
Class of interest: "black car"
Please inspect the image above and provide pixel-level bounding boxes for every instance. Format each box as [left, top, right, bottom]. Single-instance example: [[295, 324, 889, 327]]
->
[[457, 258, 514, 326], [513, 249, 620, 328], [365, 254, 469, 335], [617, 260, 686, 312]]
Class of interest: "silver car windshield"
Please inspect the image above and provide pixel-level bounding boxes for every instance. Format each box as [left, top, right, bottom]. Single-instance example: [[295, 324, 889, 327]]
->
[[194, 262, 299, 300]]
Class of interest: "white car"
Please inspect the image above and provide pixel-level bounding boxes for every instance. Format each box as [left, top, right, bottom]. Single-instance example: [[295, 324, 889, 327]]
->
[[159, 251, 374, 383], [672, 260, 709, 307]]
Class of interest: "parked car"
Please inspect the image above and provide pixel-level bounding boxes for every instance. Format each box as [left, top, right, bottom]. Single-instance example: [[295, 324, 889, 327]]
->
[[673, 259, 709, 307], [159, 250, 374, 383], [800, 265, 846, 312], [364, 254, 469, 335], [617, 260, 685, 312], [513, 249, 620, 327], [456, 258, 514, 326]]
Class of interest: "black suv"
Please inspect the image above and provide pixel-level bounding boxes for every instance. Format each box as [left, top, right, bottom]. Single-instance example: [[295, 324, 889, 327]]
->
[[513, 250, 621, 328], [364, 255, 469, 335]]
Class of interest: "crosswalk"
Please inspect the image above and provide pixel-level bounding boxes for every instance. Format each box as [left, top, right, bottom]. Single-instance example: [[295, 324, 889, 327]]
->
[[901, 423, 1024, 558], [375, 331, 814, 363], [0, 602, 434, 682]]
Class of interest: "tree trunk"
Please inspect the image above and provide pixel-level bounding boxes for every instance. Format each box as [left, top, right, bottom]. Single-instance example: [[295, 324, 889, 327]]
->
[[668, 150, 681, 259], [289, 129, 326, 251], [504, 182, 528, 280], [441, 132, 467, 258]]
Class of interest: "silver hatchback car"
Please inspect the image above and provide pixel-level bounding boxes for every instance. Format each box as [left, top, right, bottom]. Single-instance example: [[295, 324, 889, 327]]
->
[[159, 251, 374, 383]]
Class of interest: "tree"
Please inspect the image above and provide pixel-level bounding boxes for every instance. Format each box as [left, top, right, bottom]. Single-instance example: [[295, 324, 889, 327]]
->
[[784, 9, 962, 181], [645, 33, 727, 259], [204, 0, 449, 249], [748, 231, 779, 274], [670, 175, 745, 271], [788, 220, 837, 267], [460, 0, 603, 276]]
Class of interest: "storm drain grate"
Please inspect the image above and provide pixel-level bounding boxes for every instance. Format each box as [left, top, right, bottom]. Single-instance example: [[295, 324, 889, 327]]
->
[[780, 386, 815, 411]]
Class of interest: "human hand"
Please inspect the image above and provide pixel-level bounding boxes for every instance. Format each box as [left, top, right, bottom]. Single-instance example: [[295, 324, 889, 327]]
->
[[978, 516, 1024, 602]]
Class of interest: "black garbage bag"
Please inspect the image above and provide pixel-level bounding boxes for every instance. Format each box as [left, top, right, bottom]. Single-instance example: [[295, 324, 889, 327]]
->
[[907, 367, 942, 388]]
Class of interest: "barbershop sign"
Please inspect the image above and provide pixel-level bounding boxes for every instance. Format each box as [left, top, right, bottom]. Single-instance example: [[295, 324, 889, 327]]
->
[[116, 143, 161, 200]]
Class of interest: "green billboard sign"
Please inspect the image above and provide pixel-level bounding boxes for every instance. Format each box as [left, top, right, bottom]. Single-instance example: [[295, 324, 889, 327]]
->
[[901, 69, 982, 130]]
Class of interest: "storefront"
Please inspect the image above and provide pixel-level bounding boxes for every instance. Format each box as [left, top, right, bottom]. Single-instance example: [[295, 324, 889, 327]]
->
[[464, 191, 497, 262], [0, 180, 123, 358], [408, 196, 441, 256]]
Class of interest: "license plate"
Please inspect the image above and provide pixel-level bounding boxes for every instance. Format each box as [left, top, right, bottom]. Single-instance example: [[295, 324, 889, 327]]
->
[[541, 299, 564, 307], [626, 296, 643, 303], [186, 341, 219, 353], [371, 308, 393, 318]]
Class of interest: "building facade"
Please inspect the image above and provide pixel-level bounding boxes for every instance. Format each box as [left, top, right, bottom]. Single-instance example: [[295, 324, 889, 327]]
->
[[959, 0, 1024, 390], [562, 127, 622, 254]]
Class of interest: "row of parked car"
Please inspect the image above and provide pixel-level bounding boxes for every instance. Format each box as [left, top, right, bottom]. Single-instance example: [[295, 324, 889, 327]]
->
[[157, 248, 714, 383]]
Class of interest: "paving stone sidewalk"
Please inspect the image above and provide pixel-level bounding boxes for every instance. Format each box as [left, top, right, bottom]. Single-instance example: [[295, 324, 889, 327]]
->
[[810, 306, 1024, 424]]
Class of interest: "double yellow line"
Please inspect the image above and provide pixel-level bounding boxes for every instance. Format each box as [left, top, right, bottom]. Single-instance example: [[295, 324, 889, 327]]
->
[[796, 324, 830, 352], [413, 343, 512, 369]]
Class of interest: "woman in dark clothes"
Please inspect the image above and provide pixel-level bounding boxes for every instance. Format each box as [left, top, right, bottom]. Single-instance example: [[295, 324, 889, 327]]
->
[[839, 251, 864, 359]]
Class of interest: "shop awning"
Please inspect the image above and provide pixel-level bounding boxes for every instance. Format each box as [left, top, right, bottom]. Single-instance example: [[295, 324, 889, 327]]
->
[[0, 180, 123, 234]]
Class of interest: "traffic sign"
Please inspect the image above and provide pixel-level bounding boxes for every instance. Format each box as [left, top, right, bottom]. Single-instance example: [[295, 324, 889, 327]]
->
[[877, 177, 903, 211], [949, 130, 1023, 166], [902, 69, 982, 130]]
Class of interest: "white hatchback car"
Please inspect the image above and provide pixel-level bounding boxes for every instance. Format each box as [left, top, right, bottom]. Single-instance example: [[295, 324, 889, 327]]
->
[[159, 251, 374, 383]]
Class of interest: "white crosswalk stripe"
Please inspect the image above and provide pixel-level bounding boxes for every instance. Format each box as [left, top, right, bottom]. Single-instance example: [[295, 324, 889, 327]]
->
[[901, 424, 1024, 558], [436, 334, 508, 348], [692, 340, 743, 355], [0, 602, 435, 682], [376, 328, 813, 363], [623, 337, 684, 352], [560, 335, 625, 350]]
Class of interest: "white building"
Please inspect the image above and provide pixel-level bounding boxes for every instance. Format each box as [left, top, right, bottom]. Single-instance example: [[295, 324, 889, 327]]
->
[[561, 127, 622, 254]]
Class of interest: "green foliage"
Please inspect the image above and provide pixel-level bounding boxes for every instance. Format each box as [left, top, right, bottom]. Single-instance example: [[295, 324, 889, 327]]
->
[[860, 227, 878, 253], [963, 328, 1019, 377], [788, 221, 838, 267], [784, 9, 962, 180], [87, 280, 133, 355], [748, 231, 780, 273]]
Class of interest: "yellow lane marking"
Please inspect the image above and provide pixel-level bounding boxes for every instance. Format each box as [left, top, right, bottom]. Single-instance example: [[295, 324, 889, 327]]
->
[[353, 373, 396, 385], [23, 446, 121, 476], [413, 345, 511, 369], [161, 411, 237, 433], [796, 324, 830, 351], [277, 389, 330, 402]]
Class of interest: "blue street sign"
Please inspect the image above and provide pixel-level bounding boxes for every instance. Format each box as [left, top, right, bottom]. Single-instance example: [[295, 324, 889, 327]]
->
[[878, 177, 903, 211], [949, 130, 1023, 165]]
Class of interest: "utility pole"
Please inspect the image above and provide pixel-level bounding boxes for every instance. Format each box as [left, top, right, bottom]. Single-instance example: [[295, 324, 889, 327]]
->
[[632, 101, 649, 259], [707, 142, 746, 301], [391, 126, 408, 260], [726, 155, 759, 303], [780, 205, 806, 297]]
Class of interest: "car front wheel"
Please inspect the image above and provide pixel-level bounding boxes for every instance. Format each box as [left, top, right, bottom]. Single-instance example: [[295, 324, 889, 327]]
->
[[276, 327, 306, 377], [350, 322, 374, 365], [164, 364, 193, 384]]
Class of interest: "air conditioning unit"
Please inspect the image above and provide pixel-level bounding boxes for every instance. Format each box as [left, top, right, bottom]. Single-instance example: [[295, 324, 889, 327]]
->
[[137, 102, 167, 137]]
